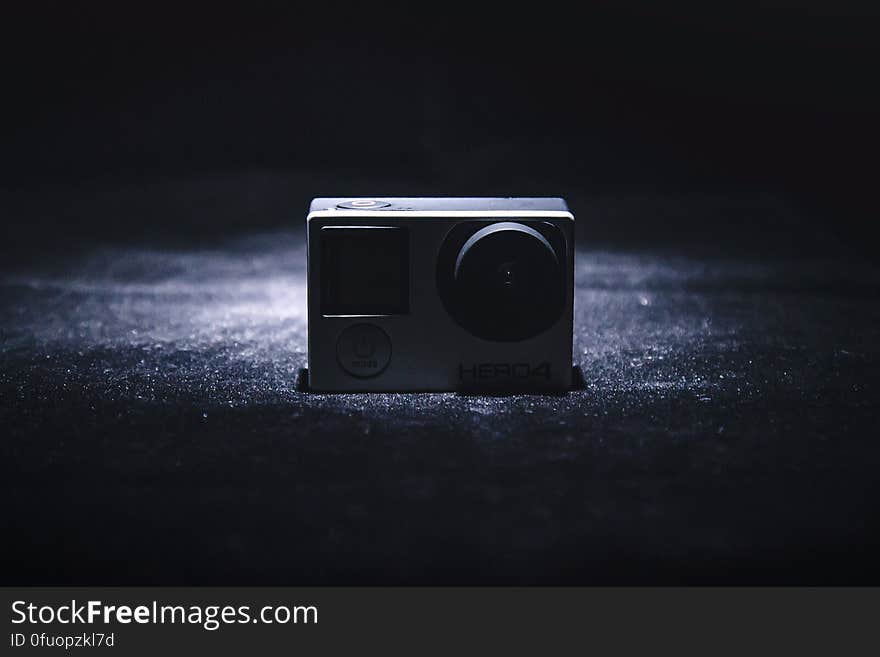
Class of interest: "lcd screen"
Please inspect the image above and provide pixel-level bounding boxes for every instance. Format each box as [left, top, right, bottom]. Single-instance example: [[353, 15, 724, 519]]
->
[[320, 227, 409, 315]]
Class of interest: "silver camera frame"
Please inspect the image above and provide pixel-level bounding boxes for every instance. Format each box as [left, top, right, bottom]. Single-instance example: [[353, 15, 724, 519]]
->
[[306, 197, 574, 392]]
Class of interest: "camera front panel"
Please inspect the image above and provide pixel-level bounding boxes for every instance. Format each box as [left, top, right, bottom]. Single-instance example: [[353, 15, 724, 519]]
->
[[306, 199, 574, 392]]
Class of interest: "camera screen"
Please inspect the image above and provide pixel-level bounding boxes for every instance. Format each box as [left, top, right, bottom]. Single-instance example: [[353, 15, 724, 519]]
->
[[320, 227, 409, 315]]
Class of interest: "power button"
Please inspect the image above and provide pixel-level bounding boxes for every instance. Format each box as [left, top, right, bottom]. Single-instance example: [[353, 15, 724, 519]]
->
[[336, 324, 392, 378]]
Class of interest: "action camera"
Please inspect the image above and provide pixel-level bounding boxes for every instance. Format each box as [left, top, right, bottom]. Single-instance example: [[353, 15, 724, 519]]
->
[[306, 198, 574, 392]]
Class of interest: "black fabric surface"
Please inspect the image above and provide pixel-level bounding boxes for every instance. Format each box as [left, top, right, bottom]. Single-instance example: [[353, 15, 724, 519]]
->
[[2, 177, 879, 584]]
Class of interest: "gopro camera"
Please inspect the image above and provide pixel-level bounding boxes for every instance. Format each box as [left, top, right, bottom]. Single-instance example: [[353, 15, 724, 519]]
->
[[306, 198, 574, 392]]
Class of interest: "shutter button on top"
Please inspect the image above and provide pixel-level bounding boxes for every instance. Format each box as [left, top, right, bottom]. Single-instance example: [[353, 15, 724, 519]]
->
[[336, 324, 392, 378], [337, 200, 391, 209]]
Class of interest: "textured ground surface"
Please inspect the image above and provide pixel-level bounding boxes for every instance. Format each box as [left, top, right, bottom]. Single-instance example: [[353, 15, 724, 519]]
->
[[2, 202, 880, 584]]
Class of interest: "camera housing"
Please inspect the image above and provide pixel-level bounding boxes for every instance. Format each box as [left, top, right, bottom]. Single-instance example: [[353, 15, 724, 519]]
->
[[306, 198, 574, 392]]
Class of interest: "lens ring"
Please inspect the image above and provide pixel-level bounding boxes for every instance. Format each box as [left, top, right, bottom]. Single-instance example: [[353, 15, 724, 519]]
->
[[439, 221, 565, 342], [454, 222, 557, 280]]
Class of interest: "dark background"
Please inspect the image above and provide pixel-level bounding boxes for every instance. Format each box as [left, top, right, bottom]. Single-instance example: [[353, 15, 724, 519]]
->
[[1, 2, 879, 584], [2, 1, 879, 253]]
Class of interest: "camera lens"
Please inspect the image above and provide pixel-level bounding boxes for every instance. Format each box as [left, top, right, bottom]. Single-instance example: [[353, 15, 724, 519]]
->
[[439, 221, 565, 342]]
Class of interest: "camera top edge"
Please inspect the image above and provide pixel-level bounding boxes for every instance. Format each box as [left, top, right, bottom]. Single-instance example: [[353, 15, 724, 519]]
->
[[307, 197, 571, 215]]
